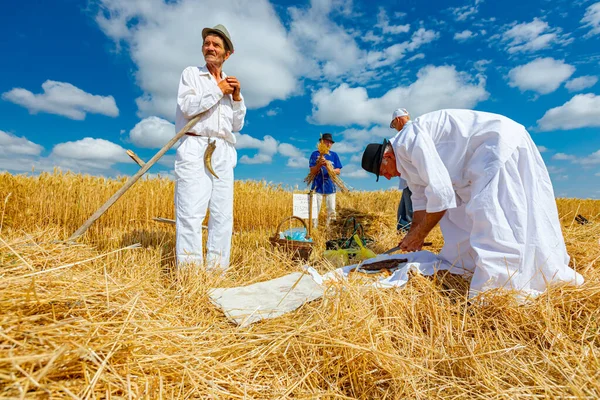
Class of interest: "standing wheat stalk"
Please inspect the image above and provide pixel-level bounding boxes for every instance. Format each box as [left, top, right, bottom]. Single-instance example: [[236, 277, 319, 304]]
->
[[304, 141, 349, 193]]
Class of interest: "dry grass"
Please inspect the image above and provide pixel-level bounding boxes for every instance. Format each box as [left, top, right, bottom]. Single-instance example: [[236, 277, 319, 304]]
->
[[1, 171, 599, 398]]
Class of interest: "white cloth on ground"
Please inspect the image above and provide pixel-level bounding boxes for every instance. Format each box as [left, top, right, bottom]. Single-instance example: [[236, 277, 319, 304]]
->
[[391, 109, 584, 297], [209, 272, 324, 327], [306, 251, 455, 288]]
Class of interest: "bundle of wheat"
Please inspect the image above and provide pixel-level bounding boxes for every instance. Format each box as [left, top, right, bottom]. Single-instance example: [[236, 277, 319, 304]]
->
[[304, 141, 349, 193]]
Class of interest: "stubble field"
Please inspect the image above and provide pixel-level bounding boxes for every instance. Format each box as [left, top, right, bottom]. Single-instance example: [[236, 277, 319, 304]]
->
[[1, 171, 599, 398]]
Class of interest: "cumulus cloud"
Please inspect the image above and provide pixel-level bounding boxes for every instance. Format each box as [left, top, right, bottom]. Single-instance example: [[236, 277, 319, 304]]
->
[[501, 18, 571, 54], [536, 93, 600, 131], [310, 65, 488, 126], [537, 145, 549, 153], [508, 57, 575, 94], [342, 163, 369, 179], [95, 0, 302, 118], [1, 80, 118, 120], [49, 137, 133, 172], [582, 2, 600, 37], [128, 116, 175, 148], [0, 130, 44, 157], [565, 76, 598, 92], [552, 153, 577, 161], [288, 0, 365, 79], [454, 30, 476, 41], [0, 130, 45, 173], [234, 133, 309, 166]]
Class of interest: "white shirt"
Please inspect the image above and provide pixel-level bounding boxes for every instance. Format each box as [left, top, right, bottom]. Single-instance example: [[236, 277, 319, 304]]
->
[[175, 65, 246, 144], [391, 109, 527, 213]]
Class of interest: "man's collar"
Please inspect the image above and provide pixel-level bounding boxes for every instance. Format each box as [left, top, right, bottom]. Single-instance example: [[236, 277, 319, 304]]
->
[[199, 64, 228, 78]]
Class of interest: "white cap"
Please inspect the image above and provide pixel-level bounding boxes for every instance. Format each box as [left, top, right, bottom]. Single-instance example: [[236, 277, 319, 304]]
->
[[390, 108, 410, 128]]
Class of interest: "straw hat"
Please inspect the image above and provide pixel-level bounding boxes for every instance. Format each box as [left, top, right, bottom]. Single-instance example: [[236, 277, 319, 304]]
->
[[202, 24, 234, 53]]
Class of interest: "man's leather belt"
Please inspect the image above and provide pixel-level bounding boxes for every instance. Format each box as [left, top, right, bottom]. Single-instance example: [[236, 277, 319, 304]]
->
[[185, 132, 203, 136]]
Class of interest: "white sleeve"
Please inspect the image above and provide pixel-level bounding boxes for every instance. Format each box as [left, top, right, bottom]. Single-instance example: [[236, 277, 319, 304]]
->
[[232, 94, 246, 132], [177, 67, 224, 118], [394, 124, 457, 213]]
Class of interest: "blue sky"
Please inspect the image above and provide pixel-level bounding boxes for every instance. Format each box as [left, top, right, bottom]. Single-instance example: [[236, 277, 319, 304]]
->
[[1, 0, 600, 197]]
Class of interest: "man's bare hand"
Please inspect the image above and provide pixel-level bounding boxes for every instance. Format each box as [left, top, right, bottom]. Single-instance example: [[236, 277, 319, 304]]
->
[[226, 76, 242, 101], [218, 79, 234, 95], [399, 231, 425, 252], [317, 157, 327, 168]]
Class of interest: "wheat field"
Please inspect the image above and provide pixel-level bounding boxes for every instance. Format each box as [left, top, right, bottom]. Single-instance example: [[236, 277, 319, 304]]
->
[[1, 171, 599, 399]]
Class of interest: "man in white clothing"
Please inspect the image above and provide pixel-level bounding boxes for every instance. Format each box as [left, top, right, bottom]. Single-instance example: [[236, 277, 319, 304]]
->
[[174, 24, 246, 270], [361, 109, 584, 297]]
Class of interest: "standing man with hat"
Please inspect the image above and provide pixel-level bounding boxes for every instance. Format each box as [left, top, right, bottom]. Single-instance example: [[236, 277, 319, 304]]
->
[[390, 108, 414, 233], [361, 108, 583, 298], [174, 24, 246, 271], [308, 133, 343, 227]]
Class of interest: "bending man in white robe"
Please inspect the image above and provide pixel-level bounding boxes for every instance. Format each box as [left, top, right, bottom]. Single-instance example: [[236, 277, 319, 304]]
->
[[361, 109, 584, 297]]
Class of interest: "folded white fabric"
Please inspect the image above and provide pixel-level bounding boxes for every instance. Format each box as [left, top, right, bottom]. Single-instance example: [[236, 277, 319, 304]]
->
[[209, 272, 325, 327]]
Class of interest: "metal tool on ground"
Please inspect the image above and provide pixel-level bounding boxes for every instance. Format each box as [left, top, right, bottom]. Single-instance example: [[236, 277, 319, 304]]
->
[[384, 242, 433, 255], [356, 258, 409, 274], [68, 112, 206, 241]]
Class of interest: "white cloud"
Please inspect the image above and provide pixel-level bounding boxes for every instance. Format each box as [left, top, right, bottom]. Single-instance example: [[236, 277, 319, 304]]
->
[[565, 76, 598, 92], [454, 30, 476, 41], [278, 143, 303, 158], [331, 141, 363, 154], [537, 145, 549, 153], [501, 18, 570, 54], [129, 116, 175, 148], [239, 153, 274, 164], [1, 80, 118, 120], [473, 59, 492, 72], [95, 0, 302, 118], [310, 65, 488, 126], [342, 163, 369, 178], [0, 130, 45, 173], [549, 150, 600, 166], [288, 0, 363, 79], [0, 130, 44, 157], [552, 153, 577, 161], [265, 107, 281, 117], [235, 133, 278, 164], [49, 138, 133, 172], [0, 130, 137, 175], [407, 53, 425, 62], [537, 93, 600, 131], [234, 133, 309, 166], [286, 156, 309, 168], [449, 2, 480, 21], [350, 154, 362, 163], [582, 2, 600, 37], [375, 7, 410, 34], [508, 57, 575, 94]]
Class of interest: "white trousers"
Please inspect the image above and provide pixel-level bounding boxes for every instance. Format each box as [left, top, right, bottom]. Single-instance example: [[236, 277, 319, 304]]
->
[[437, 134, 584, 298], [174, 136, 237, 270], [312, 193, 336, 227]]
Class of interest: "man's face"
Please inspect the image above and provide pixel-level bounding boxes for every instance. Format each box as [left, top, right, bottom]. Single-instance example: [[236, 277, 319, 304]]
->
[[203, 34, 230, 64], [322, 139, 334, 148], [379, 151, 398, 180], [392, 116, 408, 132]]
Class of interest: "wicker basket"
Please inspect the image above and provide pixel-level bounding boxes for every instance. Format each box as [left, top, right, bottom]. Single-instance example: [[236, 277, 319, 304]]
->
[[269, 216, 314, 261]]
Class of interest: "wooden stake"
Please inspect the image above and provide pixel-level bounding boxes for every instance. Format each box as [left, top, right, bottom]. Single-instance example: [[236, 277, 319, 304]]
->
[[68, 113, 204, 241]]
